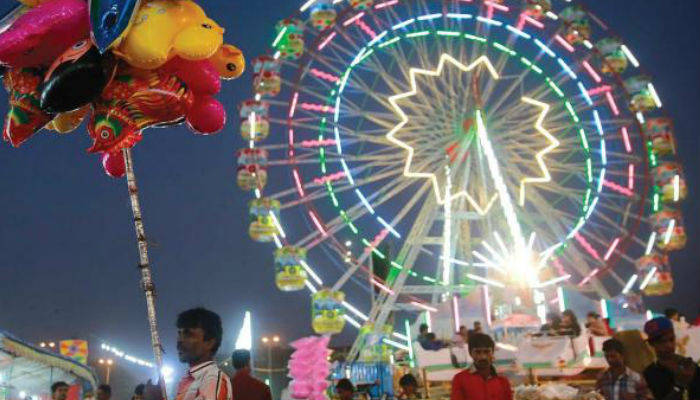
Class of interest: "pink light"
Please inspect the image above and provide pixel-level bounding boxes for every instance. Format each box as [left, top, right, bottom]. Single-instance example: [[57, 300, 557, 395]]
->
[[553, 258, 566, 276], [602, 180, 633, 196], [628, 164, 635, 189], [575, 233, 601, 261], [482, 286, 492, 327], [317, 31, 336, 51], [554, 35, 575, 53], [356, 19, 377, 38], [581, 61, 602, 83], [293, 169, 306, 197], [587, 85, 612, 96], [343, 12, 365, 26], [484, 1, 508, 11], [374, 0, 398, 9], [300, 138, 337, 148], [621, 127, 632, 153], [309, 68, 340, 83], [411, 301, 437, 313], [289, 92, 299, 118], [452, 296, 461, 332], [523, 15, 544, 29], [578, 267, 600, 287], [312, 171, 345, 184], [288, 128, 294, 147], [605, 91, 620, 115], [372, 279, 394, 295], [300, 103, 334, 113], [309, 210, 327, 236], [603, 237, 621, 261], [370, 229, 389, 249]]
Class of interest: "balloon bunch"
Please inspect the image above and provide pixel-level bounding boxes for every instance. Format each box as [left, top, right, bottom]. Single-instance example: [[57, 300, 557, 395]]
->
[[288, 336, 332, 400], [0, 0, 244, 177]]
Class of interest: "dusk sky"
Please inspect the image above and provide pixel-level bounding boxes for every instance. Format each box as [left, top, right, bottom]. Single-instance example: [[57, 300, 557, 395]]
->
[[0, 0, 697, 387]]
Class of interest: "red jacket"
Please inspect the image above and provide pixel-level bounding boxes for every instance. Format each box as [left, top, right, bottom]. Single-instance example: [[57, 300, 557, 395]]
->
[[231, 370, 271, 400], [451, 367, 512, 400]]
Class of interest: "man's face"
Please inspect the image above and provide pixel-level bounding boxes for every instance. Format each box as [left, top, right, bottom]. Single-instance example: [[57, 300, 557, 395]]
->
[[177, 326, 215, 364], [474, 322, 482, 331], [402, 384, 417, 395], [96, 389, 109, 400], [470, 347, 494, 371], [133, 395, 143, 400], [650, 332, 676, 359], [604, 350, 624, 369], [587, 316, 596, 324], [53, 386, 69, 400]]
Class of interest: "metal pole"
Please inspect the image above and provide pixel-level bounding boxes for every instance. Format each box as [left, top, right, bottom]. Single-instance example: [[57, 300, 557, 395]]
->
[[105, 365, 111, 385], [123, 148, 167, 398], [267, 345, 272, 393]]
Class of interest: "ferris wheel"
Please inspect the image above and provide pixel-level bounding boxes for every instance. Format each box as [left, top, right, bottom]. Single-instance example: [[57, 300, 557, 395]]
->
[[236, 0, 687, 352]]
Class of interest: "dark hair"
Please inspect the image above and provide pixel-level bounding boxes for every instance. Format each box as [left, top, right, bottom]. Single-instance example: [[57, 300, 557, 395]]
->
[[399, 373, 418, 386], [51, 382, 69, 394], [336, 378, 354, 392], [664, 308, 679, 318], [602, 338, 625, 354], [176, 307, 223, 353], [474, 321, 482, 327], [419, 323, 428, 333], [468, 333, 495, 352], [134, 384, 145, 396], [98, 385, 111, 396], [232, 349, 251, 369], [587, 312, 600, 319]]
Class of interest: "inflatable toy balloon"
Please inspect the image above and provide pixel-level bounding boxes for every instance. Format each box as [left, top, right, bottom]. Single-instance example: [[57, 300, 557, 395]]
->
[[186, 96, 225, 134], [46, 104, 90, 133], [2, 68, 52, 147], [89, 0, 141, 52], [0, 0, 89, 68], [101, 151, 125, 177], [88, 67, 194, 154], [248, 198, 280, 242], [114, 0, 224, 69], [210, 44, 245, 80], [163, 57, 221, 96], [645, 118, 676, 156], [274, 246, 308, 291], [39, 39, 117, 113], [311, 289, 345, 334]]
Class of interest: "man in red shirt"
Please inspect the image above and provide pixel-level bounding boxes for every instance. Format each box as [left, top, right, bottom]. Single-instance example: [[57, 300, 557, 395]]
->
[[451, 333, 512, 400], [231, 349, 272, 400]]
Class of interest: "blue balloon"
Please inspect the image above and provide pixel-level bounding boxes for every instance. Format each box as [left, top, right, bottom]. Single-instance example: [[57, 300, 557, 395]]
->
[[88, 0, 140, 53]]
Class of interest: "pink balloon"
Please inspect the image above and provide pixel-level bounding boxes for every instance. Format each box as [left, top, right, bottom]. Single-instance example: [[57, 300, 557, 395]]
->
[[163, 58, 221, 96], [101, 152, 125, 178], [186, 96, 225, 134], [0, 0, 89, 67], [309, 392, 328, 400]]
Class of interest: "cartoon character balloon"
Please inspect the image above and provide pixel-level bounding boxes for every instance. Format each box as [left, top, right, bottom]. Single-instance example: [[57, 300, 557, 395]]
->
[[2, 68, 52, 147]]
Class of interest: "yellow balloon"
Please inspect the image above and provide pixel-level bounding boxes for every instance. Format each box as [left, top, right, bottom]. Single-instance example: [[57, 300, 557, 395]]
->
[[114, 0, 224, 70], [210, 44, 245, 80], [46, 105, 91, 134]]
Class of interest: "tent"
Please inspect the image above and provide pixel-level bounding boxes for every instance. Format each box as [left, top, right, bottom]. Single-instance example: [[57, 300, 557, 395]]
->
[[0, 331, 98, 400]]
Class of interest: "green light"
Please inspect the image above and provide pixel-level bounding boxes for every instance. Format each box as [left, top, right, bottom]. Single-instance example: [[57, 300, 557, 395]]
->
[[546, 78, 564, 98], [437, 30, 460, 37], [406, 30, 430, 38], [530, 64, 543, 74], [579, 129, 589, 151], [463, 33, 487, 43], [564, 101, 578, 122], [653, 193, 659, 212], [359, 48, 374, 62], [422, 276, 436, 283], [379, 36, 401, 48], [586, 159, 593, 182], [520, 57, 533, 67], [493, 42, 515, 55], [583, 188, 591, 210]]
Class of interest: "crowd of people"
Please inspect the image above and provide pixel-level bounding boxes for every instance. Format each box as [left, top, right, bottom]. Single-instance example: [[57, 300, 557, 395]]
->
[[42, 306, 699, 400]]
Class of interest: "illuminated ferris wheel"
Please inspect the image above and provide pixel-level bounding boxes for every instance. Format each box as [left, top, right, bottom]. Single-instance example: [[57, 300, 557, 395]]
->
[[236, 0, 687, 351]]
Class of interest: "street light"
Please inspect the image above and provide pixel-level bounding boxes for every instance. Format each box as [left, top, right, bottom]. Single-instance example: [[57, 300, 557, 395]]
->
[[260, 335, 280, 394], [98, 358, 114, 384]]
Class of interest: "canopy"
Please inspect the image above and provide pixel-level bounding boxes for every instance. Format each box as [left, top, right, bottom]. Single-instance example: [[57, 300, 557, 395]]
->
[[0, 331, 98, 400]]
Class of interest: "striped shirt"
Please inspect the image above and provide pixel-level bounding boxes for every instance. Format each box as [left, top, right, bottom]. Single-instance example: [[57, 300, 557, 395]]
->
[[595, 367, 652, 400], [175, 361, 232, 400]]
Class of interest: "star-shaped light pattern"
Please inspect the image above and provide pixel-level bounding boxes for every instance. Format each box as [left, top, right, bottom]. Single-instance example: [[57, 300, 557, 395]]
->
[[385, 54, 499, 208], [518, 97, 560, 207]]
